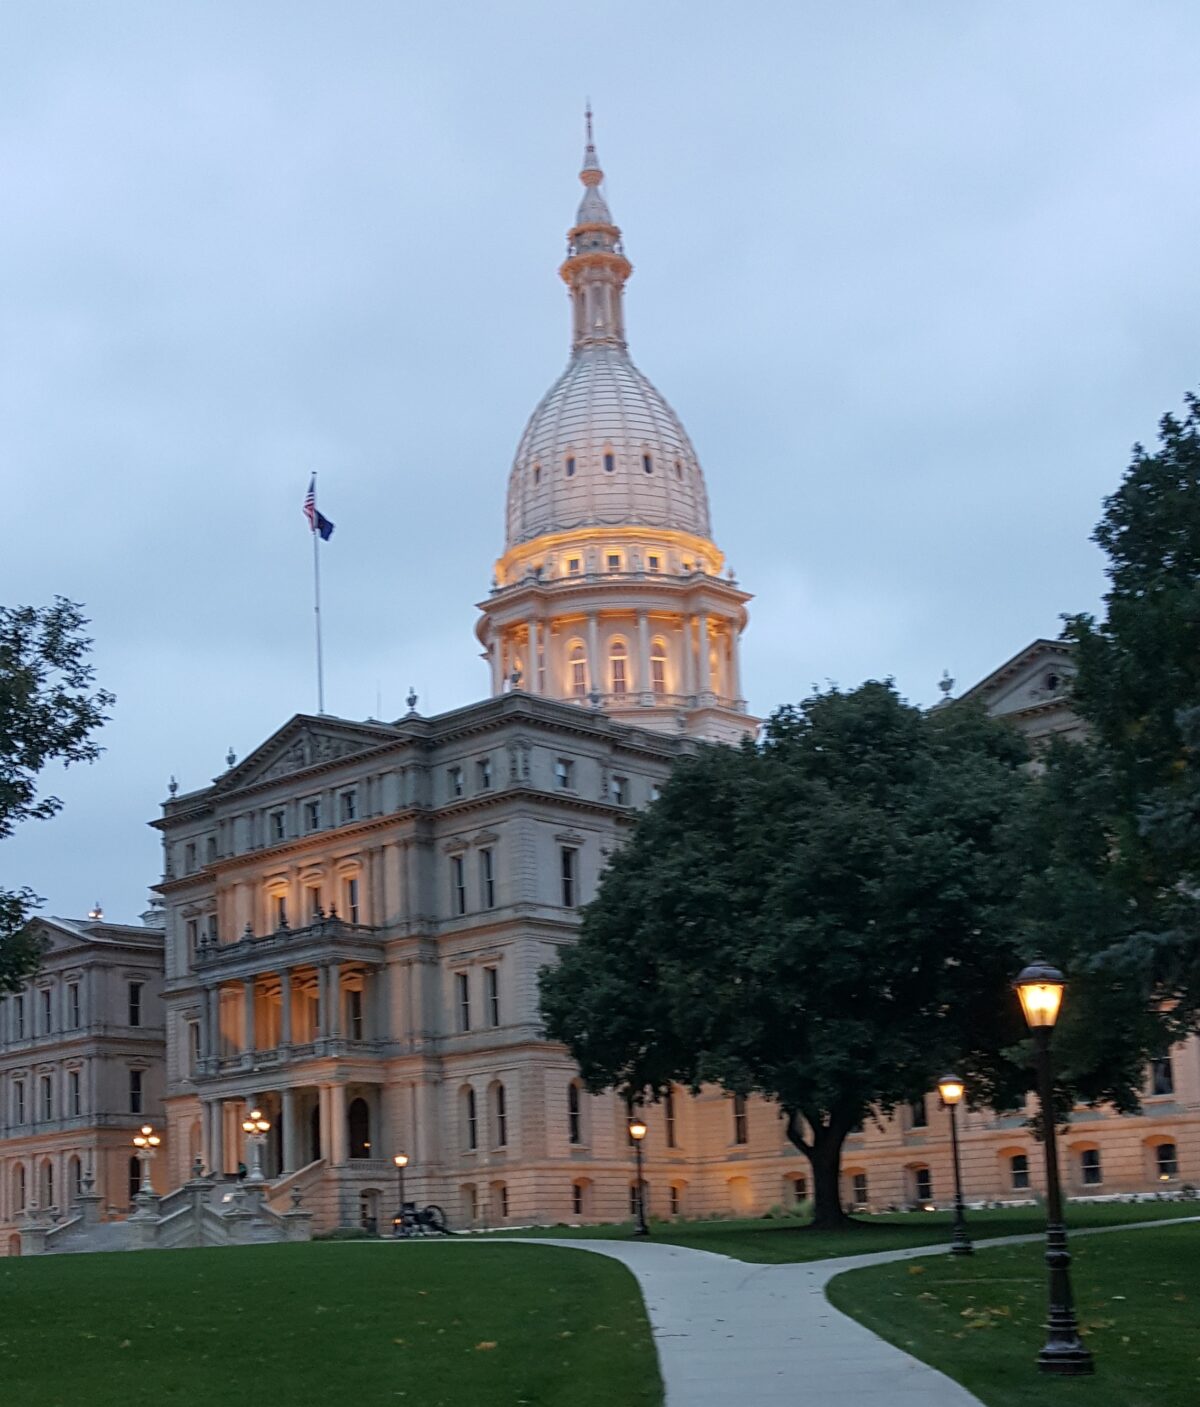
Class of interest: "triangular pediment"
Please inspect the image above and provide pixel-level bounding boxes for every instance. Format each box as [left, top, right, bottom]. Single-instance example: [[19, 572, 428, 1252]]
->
[[962, 639, 1076, 719], [216, 714, 401, 793]]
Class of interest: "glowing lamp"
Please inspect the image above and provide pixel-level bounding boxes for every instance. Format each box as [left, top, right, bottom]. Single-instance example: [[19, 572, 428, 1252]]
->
[[937, 1075, 965, 1107], [1014, 961, 1066, 1030]]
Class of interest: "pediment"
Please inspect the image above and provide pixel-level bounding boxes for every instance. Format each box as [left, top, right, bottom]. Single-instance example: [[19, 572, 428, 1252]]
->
[[963, 640, 1076, 719], [217, 714, 400, 793]]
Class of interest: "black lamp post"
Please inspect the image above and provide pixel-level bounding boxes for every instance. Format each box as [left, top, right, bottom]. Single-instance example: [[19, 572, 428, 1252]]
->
[[628, 1116, 649, 1237], [1014, 960, 1095, 1376], [936, 1074, 973, 1257], [393, 1152, 409, 1232]]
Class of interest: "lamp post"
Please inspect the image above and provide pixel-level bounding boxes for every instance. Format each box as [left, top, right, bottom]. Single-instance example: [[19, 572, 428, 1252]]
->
[[628, 1116, 649, 1237], [240, 1107, 271, 1184], [393, 1152, 409, 1218], [936, 1074, 973, 1257], [1014, 960, 1094, 1376], [132, 1124, 161, 1195]]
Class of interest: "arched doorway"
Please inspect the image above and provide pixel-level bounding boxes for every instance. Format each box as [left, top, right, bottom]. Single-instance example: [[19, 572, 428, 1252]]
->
[[348, 1097, 370, 1159], [309, 1104, 321, 1163]]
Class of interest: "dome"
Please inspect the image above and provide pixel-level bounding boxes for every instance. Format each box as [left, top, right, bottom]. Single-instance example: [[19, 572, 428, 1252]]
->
[[504, 345, 712, 550]]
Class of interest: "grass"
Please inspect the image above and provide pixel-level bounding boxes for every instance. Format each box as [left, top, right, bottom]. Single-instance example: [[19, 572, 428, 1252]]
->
[[0, 1241, 662, 1407], [499, 1199, 1199, 1263], [826, 1221, 1200, 1407]]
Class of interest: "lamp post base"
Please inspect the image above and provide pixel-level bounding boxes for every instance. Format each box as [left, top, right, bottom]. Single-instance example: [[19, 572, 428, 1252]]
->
[[1037, 1341, 1095, 1376]]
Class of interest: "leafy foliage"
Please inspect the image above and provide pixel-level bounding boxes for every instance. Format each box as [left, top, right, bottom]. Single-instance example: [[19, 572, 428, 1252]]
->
[[540, 682, 1037, 1226], [0, 598, 113, 989]]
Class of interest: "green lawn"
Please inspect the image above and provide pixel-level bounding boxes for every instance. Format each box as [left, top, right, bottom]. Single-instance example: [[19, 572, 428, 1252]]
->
[[501, 1199, 1199, 1263], [826, 1222, 1200, 1407], [0, 1242, 661, 1407]]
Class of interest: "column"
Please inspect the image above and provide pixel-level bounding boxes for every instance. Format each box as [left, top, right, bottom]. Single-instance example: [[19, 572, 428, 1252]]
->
[[281, 1088, 298, 1173], [636, 610, 650, 701], [327, 961, 342, 1038], [729, 625, 743, 703], [586, 612, 601, 696], [205, 985, 219, 1059], [243, 978, 256, 1054], [489, 630, 503, 696], [280, 968, 293, 1047], [210, 1099, 225, 1175], [697, 614, 712, 697], [330, 1083, 348, 1165], [528, 619, 541, 695], [318, 1084, 332, 1162], [683, 615, 697, 698]]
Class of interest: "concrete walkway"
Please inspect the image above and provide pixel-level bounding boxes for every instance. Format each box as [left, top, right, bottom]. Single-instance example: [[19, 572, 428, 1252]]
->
[[484, 1215, 1198, 1407]]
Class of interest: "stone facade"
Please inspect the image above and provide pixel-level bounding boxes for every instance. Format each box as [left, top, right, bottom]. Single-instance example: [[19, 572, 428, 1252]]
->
[[0, 916, 167, 1254]]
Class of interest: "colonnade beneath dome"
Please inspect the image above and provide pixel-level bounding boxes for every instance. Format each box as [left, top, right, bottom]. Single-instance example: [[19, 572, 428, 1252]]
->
[[486, 606, 744, 717]]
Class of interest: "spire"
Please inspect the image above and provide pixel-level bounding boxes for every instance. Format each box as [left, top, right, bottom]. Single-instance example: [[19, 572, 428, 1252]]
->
[[560, 106, 632, 352]]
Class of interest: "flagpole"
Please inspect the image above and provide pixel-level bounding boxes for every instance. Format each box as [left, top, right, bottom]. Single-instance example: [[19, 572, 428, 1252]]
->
[[312, 498, 325, 716]]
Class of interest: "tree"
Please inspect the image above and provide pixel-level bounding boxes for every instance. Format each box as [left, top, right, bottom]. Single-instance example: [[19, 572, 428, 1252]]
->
[[0, 598, 114, 990], [1061, 390, 1200, 1033], [539, 682, 1037, 1228]]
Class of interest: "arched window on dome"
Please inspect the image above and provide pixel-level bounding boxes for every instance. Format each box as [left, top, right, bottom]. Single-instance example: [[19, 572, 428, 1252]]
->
[[533, 463, 541, 485], [651, 640, 667, 697], [604, 451, 615, 473], [568, 643, 587, 698], [674, 460, 683, 480], [642, 453, 653, 474], [565, 455, 576, 477], [610, 640, 628, 697]]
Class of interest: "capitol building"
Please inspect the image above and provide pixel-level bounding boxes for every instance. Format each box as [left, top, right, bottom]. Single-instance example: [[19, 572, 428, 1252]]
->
[[0, 124, 1195, 1249]]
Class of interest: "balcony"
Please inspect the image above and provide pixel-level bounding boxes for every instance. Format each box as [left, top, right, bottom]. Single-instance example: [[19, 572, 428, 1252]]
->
[[193, 915, 384, 975]]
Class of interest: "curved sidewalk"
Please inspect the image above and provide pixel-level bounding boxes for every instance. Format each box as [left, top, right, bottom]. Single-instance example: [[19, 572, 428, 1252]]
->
[[492, 1236, 983, 1406]]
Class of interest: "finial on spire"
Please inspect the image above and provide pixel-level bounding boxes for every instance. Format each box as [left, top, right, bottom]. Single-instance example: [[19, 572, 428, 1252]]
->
[[580, 102, 603, 186], [585, 100, 593, 148]]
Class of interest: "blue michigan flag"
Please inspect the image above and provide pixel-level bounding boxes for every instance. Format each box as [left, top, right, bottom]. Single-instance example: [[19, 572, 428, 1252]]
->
[[302, 475, 335, 540]]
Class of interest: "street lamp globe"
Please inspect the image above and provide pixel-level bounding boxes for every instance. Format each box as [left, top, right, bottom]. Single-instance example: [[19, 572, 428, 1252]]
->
[[1014, 960, 1066, 1030], [937, 1075, 965, 1106], [628, 1118, 648, 1142], [393, 1153, 409, 1169]]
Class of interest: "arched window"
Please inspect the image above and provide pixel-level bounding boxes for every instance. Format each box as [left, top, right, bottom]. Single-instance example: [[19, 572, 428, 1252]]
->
[[1156, 1142, 1179, 1180], [642, 453, 653, 474], [491, 1082, 508, 1149], [603, 451, 615, 473], [13, 1163, 26, 1212], [348, 1097, 371, 1158], [128, 1156, 141, 1203], [569, 643, 587, 698], [533, 463, 541, 485], [674, 459, 683, 479], [463, 1086, 478, 1151], [732, 1093, 748, 1145], [565, 455, 576, 477], [651, 640, 667, 697], [568, 1082, 583, 1145], [460, 1182, 478, 1224], [911, 1166, 933, 1204], [490, 1181, 508, 1221], [610, 640, 628, 696], [68, 1156, 82, 1202], [41, 1160, 54, 1209]]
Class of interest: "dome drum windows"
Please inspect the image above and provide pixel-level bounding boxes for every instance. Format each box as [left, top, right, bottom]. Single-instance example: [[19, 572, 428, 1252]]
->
[[609, 640, 628, 696], [651, 640, 668, 697], [642, 453, 653, 474], [568, 643, 587, 698], [565, 455, 576, 478], [603, 451, 615, 473]]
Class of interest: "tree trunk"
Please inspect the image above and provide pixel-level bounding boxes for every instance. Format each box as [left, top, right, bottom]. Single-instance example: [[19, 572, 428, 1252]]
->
[[785, 1110, 850, 1229]]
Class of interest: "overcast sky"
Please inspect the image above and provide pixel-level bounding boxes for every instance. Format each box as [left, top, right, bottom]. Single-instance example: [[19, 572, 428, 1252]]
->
[[5, 2, 1200, 923]]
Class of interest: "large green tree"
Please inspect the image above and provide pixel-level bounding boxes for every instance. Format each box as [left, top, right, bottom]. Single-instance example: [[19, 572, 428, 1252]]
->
[[1060, 390, 1200, 1035], [0, 599, 114, 990], [540, 682, 1038, 1228]]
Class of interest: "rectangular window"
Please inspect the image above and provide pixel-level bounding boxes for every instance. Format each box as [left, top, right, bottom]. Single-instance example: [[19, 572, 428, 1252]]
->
[[607, 553, 621, 572], [307, 886, 323, 921], [612, 776, 627, 805], [647, 555, 661, 572], [206, 835, 217, 864], [14, 1079, 26, 1123], [572, 1183, 584, 1216], [555, 758, 574, 790], [206, 913, 219, 946], [466, 1089, 478, 1150], [908, 1097, 928, 1129], [41, 988, 52, 1033], [650, 784, 661, 802], [733, 1094, 748, 1145], [451, 855, 467, 916], [274, 895, 288, 929], [129, 1068, 144, 1115], [669, 1185, 680, 1216], [852, 1172, 869, 1206], [1151, 1056, 1175, 1096], [914, 1167, 933, 1203], [271, 810, 286, 842], [69, 1069, 82, 1117], [568, 1084, 582, 1145], [1157, 1143, 1179, 1180], [304, 799, 321, 831], [14, 994, 24, 1040], [485, 966, 500, 1027], [40, 1075, 53, 1122], [448, 766, 464, 798], [665, 1089, 677, 1148], [477, 757, 493, 790], [189, 1022, 201, 1075], [344, 876, 360, 924], [1081, 1148, 1102, 1186], [791, 1176, 807, 1206], [348, 989, 364, 1041], [480, 848, 495, 910], [1011, 1153, 1030, 1190], [494, 1085, 507, 1148], [185, 842, 197, 873], [630, 1184, 641, 1216], [456, 972, 471, 1032], [560, 847, 578, 908], [187, 919, 200, 955], [128, 982, 143, 1028], [567, 557, 581, 576], [340, 790, 357, 823], [68, 982, 80, 1029]]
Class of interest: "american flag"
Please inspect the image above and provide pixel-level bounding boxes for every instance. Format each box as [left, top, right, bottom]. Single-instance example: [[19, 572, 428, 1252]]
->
[[303, 475, 334, 540]]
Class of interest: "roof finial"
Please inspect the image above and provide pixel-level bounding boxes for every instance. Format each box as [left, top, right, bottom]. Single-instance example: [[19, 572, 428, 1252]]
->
[[580, 102, 603, 186], [585, 100, 593, 149]]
